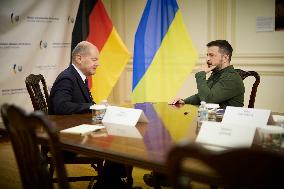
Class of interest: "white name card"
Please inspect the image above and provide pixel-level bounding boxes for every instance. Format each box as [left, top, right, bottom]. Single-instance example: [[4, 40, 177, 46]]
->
[[102, 106, 148, 127], [196, 121, 256, 148], [102, 106, 148, 138], [222, 106, 271, 128], [105, 123, 143, 138]]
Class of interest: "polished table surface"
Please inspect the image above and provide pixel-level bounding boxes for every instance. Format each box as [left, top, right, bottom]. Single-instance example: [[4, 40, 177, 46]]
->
[[46, 102, 199, 173], [1, 103, 283, 185]]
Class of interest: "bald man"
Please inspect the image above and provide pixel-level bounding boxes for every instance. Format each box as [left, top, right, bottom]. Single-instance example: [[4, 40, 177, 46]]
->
[[49, 41, 130, 189], [49, 41, 99, 115]]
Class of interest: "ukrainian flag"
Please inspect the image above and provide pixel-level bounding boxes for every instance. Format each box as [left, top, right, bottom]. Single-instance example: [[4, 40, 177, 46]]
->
[[132, 0, 198, 103]]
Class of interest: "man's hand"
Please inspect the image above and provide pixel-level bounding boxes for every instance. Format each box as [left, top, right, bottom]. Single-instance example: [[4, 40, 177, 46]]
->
[[168, 98, 185, 105], [200, 62, 216, 73]]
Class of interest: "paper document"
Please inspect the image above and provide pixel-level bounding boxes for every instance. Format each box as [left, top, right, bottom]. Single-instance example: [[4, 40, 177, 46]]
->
[[60, 124, 105, 136]]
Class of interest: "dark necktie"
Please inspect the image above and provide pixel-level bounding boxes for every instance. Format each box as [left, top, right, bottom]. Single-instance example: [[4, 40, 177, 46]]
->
[[84, 78, 94, 103], [84, 78, 89, 89]]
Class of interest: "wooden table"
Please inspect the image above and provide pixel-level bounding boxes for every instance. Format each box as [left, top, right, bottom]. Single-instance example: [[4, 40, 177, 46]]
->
[[2, 103, 283, 186], [45, 102, 199, 173]]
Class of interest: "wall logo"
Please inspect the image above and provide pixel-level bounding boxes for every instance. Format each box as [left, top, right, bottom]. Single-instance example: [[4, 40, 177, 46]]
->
[[12, 64, 23, 74], [40, 40, 48, 49], [10, 13, 20, 23], [68, 16, 75, 24]]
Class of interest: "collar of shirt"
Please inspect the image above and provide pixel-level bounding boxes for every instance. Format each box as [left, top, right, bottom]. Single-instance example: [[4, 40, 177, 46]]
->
[[211, 65, 234, 76], [72, 63, 86, 83]]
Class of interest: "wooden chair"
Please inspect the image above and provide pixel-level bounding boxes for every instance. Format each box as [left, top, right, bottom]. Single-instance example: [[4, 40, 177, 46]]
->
[[25, 74, 49, 113], [235, 69, 260, 108], [25, 74, 103, 188], [1, 104, 69, 189], [167, 143, 284, 189]]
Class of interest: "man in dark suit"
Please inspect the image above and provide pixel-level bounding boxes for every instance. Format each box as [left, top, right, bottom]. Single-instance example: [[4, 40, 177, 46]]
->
[[49, 41, 98, 115], [49, 41, 129, 189]]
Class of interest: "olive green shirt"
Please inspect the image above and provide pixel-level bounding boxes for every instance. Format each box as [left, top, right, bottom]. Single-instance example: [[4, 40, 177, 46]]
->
[[184, 65, 245, 108]]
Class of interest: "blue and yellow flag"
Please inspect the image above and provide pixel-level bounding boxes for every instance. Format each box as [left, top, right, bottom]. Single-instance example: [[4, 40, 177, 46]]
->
[[132, 0, 198, 103]]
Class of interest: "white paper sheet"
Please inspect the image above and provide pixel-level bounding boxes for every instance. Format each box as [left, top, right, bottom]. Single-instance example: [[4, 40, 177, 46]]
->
[[60, 124, 105, 136]]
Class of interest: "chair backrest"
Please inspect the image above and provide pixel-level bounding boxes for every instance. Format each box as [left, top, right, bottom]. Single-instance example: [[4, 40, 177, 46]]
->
[[1, 104, 69, 189], [25, 74, 49, 113], [235, 69, 260, 108], [167, 143, 284, 189]]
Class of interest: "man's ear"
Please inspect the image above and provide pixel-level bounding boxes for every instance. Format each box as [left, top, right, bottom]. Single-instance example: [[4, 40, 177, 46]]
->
[[222, 54, 229, 62], [74, 54, 82, 64]]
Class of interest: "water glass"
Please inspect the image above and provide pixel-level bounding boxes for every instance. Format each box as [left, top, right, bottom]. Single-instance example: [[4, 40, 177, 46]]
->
[[259, 126, 284, 149], [90, 104, 106, 122]]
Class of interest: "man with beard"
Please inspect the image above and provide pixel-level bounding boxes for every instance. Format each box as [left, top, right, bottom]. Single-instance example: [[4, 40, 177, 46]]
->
[[143, 40, 245, 188], [169, 40, 245, 108]]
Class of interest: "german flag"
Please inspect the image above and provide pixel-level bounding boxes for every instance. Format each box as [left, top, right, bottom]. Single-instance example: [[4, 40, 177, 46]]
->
[[72, 0, 130, 103]]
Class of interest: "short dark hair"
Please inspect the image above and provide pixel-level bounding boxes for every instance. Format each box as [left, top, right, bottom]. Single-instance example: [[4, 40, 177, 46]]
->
[[207, 40, 233, 61]]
